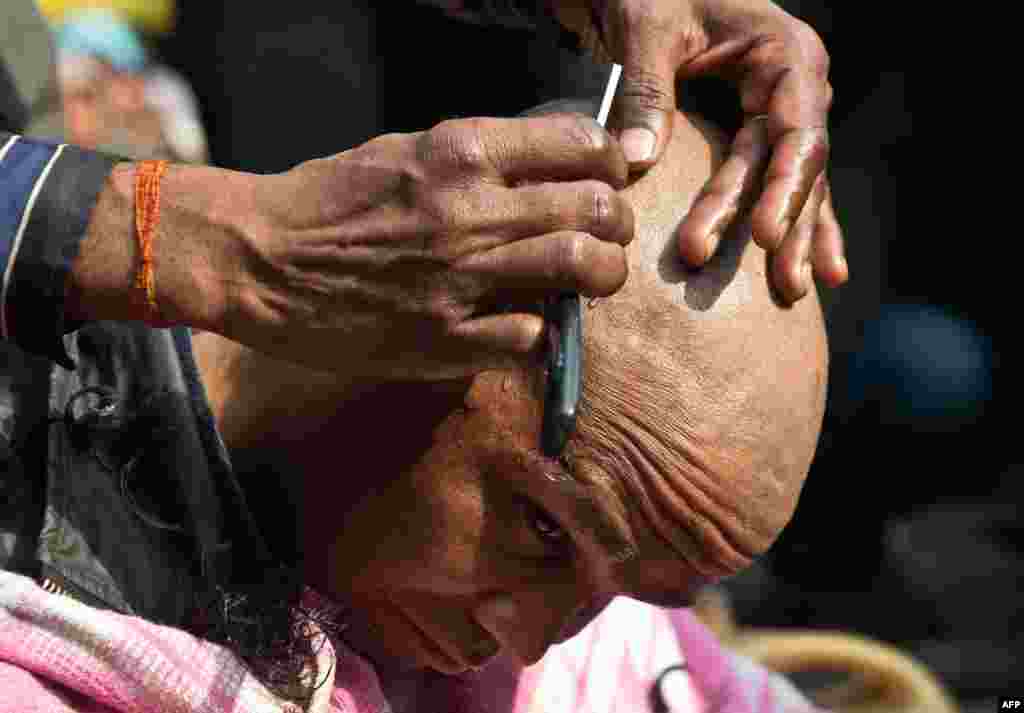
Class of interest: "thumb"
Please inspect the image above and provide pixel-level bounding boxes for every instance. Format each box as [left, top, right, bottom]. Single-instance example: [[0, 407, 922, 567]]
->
[[615, 50, 677, 169]]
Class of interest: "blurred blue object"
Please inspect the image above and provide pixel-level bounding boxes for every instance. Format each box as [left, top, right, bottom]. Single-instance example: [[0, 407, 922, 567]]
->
[[844, 304, 993, 429], [55, 9, 148, 74]]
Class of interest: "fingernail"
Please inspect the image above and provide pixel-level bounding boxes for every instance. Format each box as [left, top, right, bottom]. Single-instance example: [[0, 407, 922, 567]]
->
[[621, 128, 656, 164]]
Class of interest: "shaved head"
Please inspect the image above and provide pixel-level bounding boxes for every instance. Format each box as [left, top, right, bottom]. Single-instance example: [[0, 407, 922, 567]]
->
[[561, 105, 828, 579]]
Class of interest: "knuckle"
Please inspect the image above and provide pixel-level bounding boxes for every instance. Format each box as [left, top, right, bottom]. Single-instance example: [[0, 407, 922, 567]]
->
[[619, 68, 672, 110], [421, 119, 491, 174], [622, 1, 675, 37], [551, 233, 588, 285], [791, 20, 830, 76], [560, 113, 609, 154], [448, 136, 490, 174], [416, 123, 450, 163], [583, 181, 617, 229]]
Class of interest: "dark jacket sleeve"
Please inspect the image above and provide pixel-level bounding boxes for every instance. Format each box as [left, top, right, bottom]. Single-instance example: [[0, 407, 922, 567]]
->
[[0, 130, 119, 369]]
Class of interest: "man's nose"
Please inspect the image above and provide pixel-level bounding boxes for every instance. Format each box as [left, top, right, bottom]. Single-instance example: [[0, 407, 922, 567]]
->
[[475, 593, 604, 667]]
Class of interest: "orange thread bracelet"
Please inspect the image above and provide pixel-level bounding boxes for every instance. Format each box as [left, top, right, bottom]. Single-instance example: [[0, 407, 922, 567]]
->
[[132, 160, 173, 327]]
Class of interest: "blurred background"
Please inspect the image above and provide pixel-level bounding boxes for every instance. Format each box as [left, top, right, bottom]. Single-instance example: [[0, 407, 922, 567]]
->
[[37, 1, 1008, 710]]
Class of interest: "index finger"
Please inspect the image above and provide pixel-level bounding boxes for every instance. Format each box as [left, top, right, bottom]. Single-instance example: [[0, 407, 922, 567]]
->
[[426, 114, 630, 189]]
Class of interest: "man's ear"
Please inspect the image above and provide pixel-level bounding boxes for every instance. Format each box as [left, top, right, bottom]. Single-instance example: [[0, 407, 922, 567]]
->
[[518, 98, 601, 119]]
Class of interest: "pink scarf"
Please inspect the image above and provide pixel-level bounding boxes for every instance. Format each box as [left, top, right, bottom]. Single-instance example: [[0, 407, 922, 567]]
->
[[0, 570, 824, 712]]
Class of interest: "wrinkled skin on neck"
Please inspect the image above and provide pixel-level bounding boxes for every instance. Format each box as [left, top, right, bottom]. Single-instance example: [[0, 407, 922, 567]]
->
[[195, 110, 828, 676]]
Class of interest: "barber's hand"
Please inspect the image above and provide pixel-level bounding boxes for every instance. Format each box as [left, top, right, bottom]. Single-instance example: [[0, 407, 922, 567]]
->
[[555, 0, 847, 302], [210, 114, 633, 380]]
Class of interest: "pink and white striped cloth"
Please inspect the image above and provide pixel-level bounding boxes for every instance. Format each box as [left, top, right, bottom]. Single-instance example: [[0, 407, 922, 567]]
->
[[0, 570, 825, 713]]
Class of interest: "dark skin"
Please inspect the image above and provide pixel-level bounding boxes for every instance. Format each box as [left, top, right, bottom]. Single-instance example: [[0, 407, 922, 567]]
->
[[192, 109, 828, 677], [549, 0, 846, 301]]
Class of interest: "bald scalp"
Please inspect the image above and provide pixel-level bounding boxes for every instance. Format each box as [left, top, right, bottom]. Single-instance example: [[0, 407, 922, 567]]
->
[[546, 104, 828, 579]]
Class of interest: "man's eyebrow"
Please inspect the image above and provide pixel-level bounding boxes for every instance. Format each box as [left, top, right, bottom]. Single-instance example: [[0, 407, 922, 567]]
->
[[522, 448, 637, 564]]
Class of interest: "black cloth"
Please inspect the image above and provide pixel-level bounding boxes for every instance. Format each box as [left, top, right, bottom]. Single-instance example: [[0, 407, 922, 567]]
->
[[0, 61, 28, 133], [0, 322, 272, 629]]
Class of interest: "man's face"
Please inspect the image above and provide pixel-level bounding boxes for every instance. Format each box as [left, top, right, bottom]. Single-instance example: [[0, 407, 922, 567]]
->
[[301, 368, 705, 675]]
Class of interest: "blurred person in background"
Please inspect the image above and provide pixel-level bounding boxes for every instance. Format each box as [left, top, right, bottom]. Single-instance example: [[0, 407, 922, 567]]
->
[[39, 0, 207, 162]]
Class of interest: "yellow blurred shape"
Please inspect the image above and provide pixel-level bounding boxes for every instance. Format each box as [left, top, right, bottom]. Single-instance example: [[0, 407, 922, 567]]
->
[[36, 0, 176, 34]]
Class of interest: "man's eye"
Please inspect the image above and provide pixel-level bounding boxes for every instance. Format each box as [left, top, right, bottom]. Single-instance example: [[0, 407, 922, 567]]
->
[[525, 500, 569, 548]]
